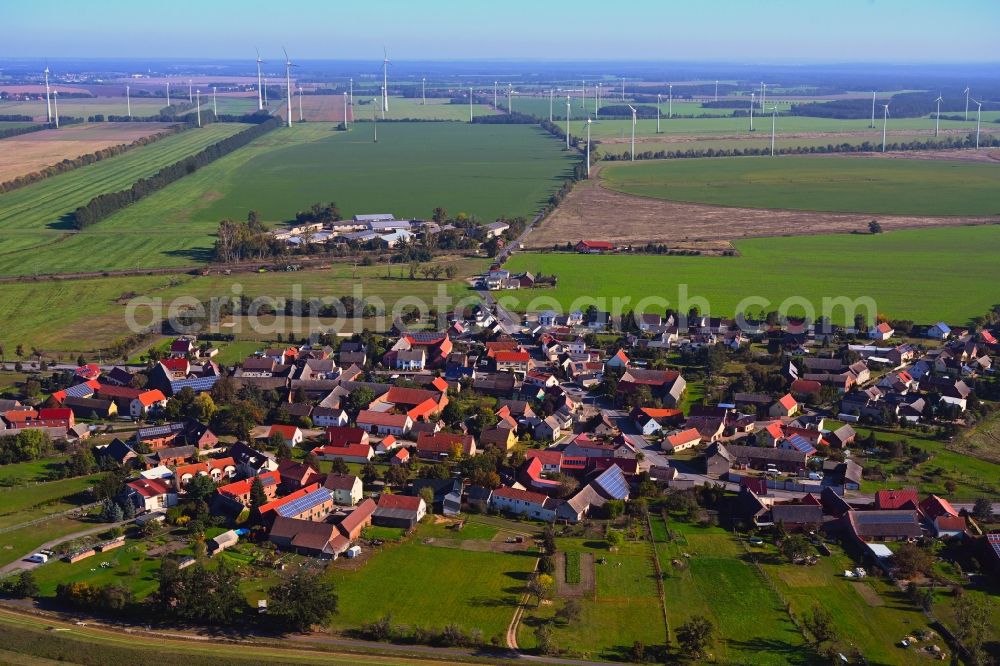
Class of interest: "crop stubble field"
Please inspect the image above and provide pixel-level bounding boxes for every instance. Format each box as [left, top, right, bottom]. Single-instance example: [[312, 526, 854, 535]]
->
[[0, 121, 181, 182]]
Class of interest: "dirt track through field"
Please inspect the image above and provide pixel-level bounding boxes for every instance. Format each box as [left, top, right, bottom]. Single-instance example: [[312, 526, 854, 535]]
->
[[527, 165, 998, 249]]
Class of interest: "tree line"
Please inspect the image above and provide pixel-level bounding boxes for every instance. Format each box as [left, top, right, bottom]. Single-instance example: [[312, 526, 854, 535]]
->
[[0, 123, 47, 140], [71, 117, 282, 229], [602, 133, 1000, 162]]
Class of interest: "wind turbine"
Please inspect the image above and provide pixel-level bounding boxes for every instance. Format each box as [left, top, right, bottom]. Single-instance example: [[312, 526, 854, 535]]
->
[[255, 48, 265, 110], [469, 87, 473, 123], [881, 104, 889, 152], [581, 80, 586, 110], [213, 86, 218, 117], [196, 89, 202, 127], [381, 47, 390, 113], [760, 81, 766, 110], [343, 92, 349, 126], [43, 64, 52, 122], [628, 104, 637, 160], [595, 82, 600, 117], [507, 83, 512, 114], [126, 85, 131, 118], [549, 88, 553, 122], [973, 98, 983, 149], [770, 105, 777, 156], [668, 83, 673, 118], [52, 90, 59, 128], [298, 86, 303, 122], [656, 94, 661, 133], [282, 47, 295, 127], [494, 80, 497, 108], [586, 117, 592, 178], [349, 78, 353, 107], [964, 87, 970, 121], [422, 77, 426, 105], [870, 91, 876, 128], [715, 80, 719, 102], [934, 95, 943, 137], [749, 92, 755, 131], [166, 80, 170, 107], [565, 96, 571, 148], [188, 79, 192, 103], [621, 77, 625, 101], [372, 98, 377, 143]]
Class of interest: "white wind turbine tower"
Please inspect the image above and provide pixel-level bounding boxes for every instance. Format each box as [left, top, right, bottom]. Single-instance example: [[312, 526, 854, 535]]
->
[[422, 77, 426, 105], [749, 91, 755, 131], [549, 88, 553, 122], [298, 86, 303, 122], [196, 89, 202, 127], [760, 81, 766, 110], [621, 77, 625, 101], [381, 47, 390, 113], [507, 83, 512, 114], [595, 82, 600, 117], [469, 87, 473, 123], [282, 47, 296, 127], [255, 48, 265, 110], [881, 104, 890, 152], [581, 80, 586, 110], [349, 78, 353, 107], [972, 98, 983, 149], [769, 105, 777, 156], [668, 83, 673, 118], [343, 92, 349, 126], [870, 91, 876, 128], [52, 90, 59, 128], [213, 86, 218, 116], [166, 81, 170, 107], [44, 64, 52, 122], [188, 79, 192, 103], [565, 96, 571, 148], [126, 85, 131, 118], [372, 97, 378, 143], [934, 95, 943, 137], [656, 94, 661, 133], [715, 80, 718, 102], [494, 81, 497, 108], [964, 87, 970, 121], [586, 117, 592, 177], [628, 104, 637, 160]]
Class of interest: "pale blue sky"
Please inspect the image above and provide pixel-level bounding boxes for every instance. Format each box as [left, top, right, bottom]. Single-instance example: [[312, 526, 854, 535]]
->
[[4, 0, 999, 62]]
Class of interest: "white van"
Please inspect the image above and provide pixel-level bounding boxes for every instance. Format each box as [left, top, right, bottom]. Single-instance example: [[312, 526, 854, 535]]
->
[[25, 553, 48, 564]]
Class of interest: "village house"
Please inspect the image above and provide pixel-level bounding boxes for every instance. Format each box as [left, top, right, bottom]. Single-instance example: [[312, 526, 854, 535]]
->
[[324, 474, 364, 506], [415, 432, 477, 460], [123, 477, 177, 514], [216, 471, 281, 508], [266, 424, 303, 447], [356, 410, 413, 436], [372, 494, 426, 529], [490, 485, 559, 521]]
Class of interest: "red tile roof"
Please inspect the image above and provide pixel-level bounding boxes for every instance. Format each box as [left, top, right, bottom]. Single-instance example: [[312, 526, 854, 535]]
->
[[934, 515, 967, 533], [357, 411, 411, 428], [218, 471, 280, 498], [338, 498, 377, 536], [391, 448, 409, 462], [161, 358, 190, 373], [876, 488, 919, 510], [74, 364, 102, 380], [777, 394, 798, 411], [382, 386, 442, 408], [577, 240, 615, 250], [268, 424, 301, 440], [312, 443, 372, 460], [127, 477, 172, 498], [667, 428, 701, 447], [38, 408, 72, 421], [493, 485, 550, 505], [259, 482, 324, 515], [526, 449, 563, 466], [919, 494, 958, 520], [325, 426, 368, 447], [376, 494, 423, 512], [416, 432, 475, 456], [494, 350, 530, 363], [136, 389, 167, 407]]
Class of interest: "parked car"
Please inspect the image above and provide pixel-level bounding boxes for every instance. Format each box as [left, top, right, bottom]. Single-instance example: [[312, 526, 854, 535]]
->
[[25, 553, 48, 564]]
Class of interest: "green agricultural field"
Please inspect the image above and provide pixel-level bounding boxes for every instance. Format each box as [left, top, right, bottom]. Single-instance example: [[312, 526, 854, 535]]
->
[[601, 155, 1000, 217], [0, 97, 169, 121], [379, 96, 499, 121], [31, 536, 163, 599], [0, 256, 486, 355], [0, 474, 99, 530], [0, 123, 246, 262], [325, 531, 536, 640], [504, 225, 1000, 325], [0, 122, 574, 276]]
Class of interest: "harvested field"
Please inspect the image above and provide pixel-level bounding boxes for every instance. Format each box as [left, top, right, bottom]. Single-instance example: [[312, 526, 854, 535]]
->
[[0, 122, 178, 182], [869, 147, 1000, 164], [0, 85, 91, 95], [526, 166, 996, 250], [0, 96, 168, 121]]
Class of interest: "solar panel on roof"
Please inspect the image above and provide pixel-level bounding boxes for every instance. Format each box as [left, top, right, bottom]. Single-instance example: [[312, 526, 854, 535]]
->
[[276, 488, 332, 518], [64, 383, 96, 398], [594, 466, 629, 500], [137, 422, 185, 438], [787, 435, 816, 454], [170, 376, 221, 393]]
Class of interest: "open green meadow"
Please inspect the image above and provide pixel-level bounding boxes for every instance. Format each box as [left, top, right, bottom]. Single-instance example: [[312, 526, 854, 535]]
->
[[505, 225, 1000, 325], [517, 535, 666, 660], [375, 96, 499, 121], [0, 97, 170, 121], [0, 474, 99, 530], [0, 123, 246, 262], [0, 122, 574, 275], [0, 256, 486, 354], [600, 155, 1000, 216]]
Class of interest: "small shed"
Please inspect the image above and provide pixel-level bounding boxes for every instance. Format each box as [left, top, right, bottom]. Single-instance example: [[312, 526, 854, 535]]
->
[[210, 529, 239, 556]]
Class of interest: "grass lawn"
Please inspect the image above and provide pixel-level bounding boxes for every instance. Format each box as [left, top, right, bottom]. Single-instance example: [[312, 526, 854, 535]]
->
[[754, 537, 936, 664], [653, 517, 807, 665], [0, 474, 99, 530], [0, 457, 68, 486], [0, 256, 487, 354], [326, 525, 536, 642], [504, 224, 1000, 325], [0, 515, 93, 568], [32, 536, 163, 600], [518, 535, 666, 661], [600, 155, 1000, 217]]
